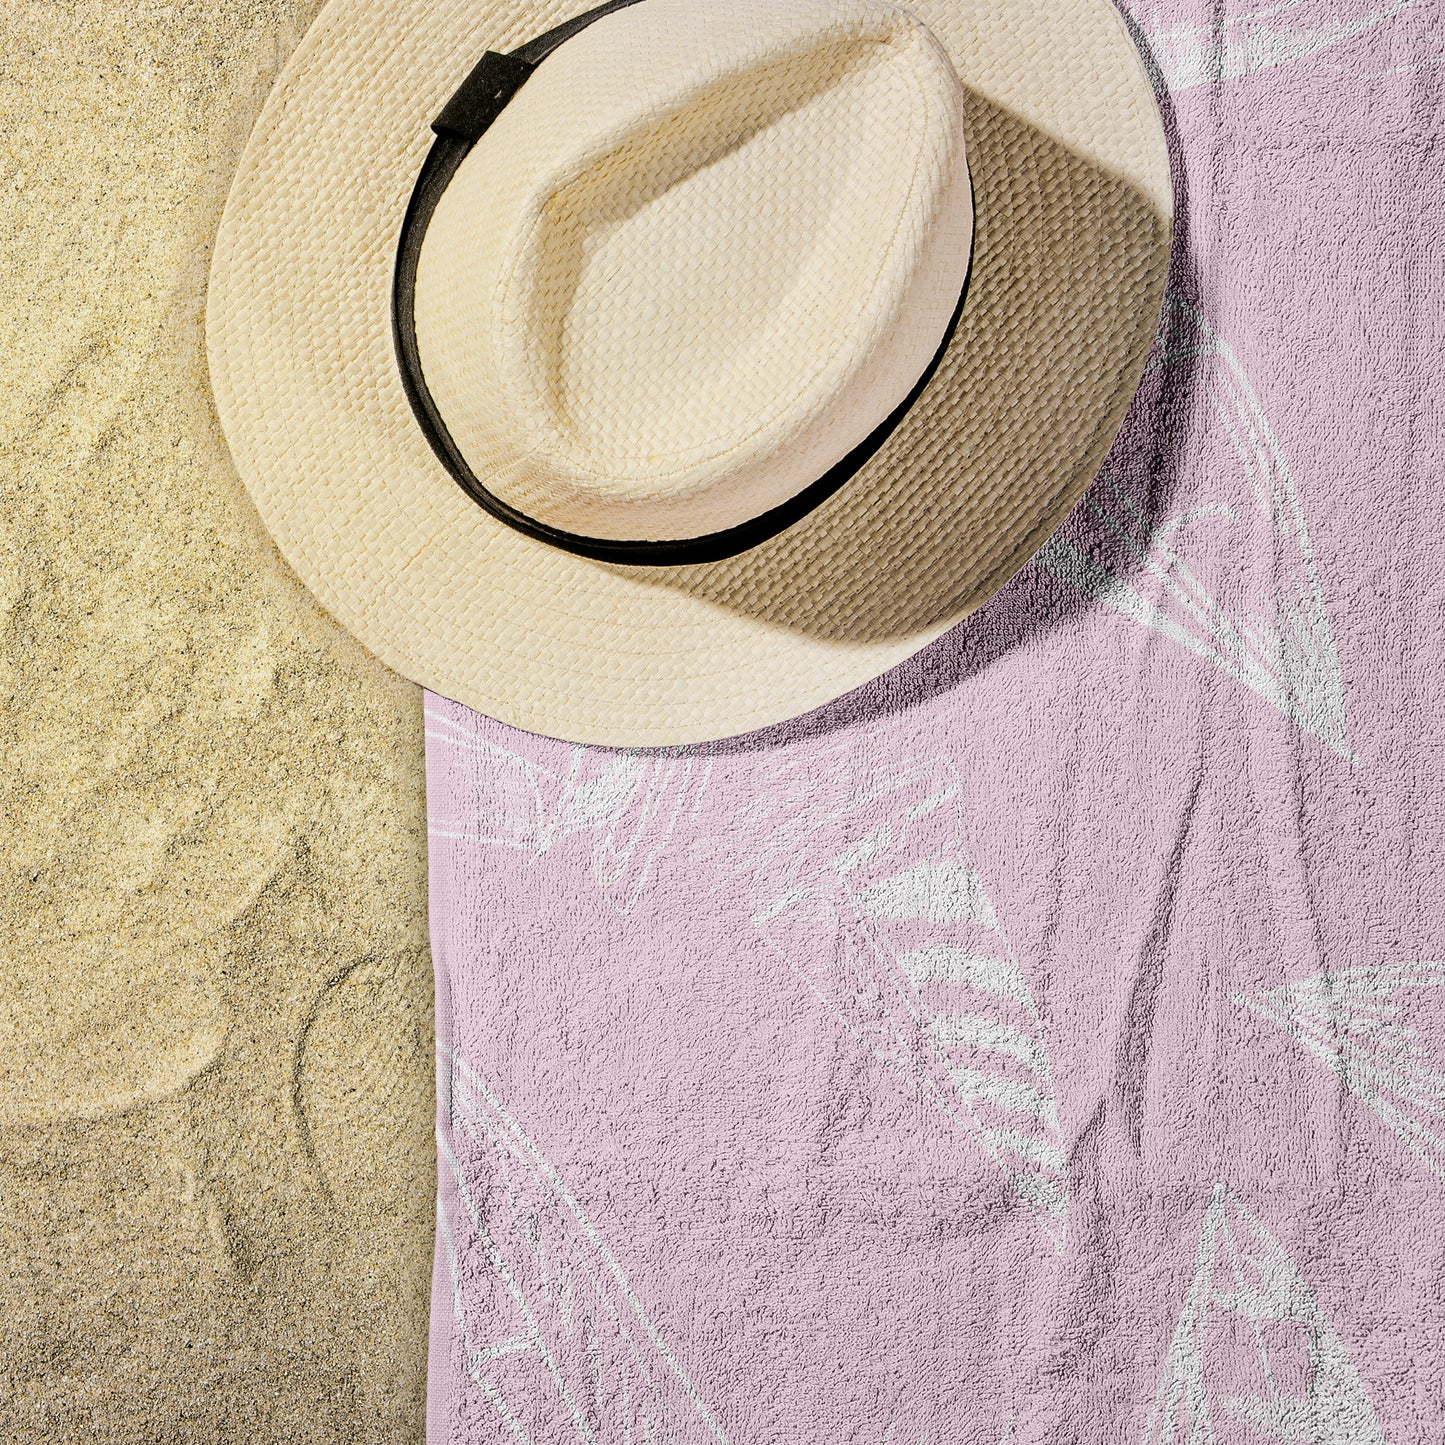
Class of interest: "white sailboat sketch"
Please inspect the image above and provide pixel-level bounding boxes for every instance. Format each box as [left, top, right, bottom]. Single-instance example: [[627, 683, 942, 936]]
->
[[1122, 0, 1432, 92], [426, 705, 712, 913], [1144, 1182, 1383, 1444], [438, 1043, 730, 1445], [1235, 961, 1445, 1180], [698, 737, 1069, 1250], [1035, 292, 1350, 760]]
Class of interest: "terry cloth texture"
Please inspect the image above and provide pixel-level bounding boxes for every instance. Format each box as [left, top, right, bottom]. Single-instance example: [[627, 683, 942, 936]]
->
[[423, 4, 1445, 1442], [0, 3, 433, 1440]]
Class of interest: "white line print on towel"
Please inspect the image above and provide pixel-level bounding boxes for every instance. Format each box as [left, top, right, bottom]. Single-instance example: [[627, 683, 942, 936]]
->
[[425, 705, 712, 914], [1121, 0, 1437, 93], [1235, 961, 1445, 1180], [696, 737, 1069, 1252], [1144, 1181, 1383, 1444], [1035, 292, 1351, 761], [437, 1043, 730, 1445]]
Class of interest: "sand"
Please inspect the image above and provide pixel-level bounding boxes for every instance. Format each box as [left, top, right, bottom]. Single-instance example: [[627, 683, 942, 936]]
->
[[0, 1, 434, 1438]]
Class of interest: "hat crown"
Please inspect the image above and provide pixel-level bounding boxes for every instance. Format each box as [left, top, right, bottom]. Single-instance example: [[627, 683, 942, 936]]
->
[[414, 0, 972, 543]]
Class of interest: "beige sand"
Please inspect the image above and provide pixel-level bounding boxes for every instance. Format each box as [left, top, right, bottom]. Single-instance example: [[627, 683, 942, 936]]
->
[[0, 1, 434, 1438]]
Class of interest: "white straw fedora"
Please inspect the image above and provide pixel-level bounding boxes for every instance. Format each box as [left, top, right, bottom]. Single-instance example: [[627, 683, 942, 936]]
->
[[208, 0, 1172, 746]]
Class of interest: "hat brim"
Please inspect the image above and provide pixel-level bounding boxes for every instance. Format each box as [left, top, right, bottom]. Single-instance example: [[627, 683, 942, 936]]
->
[[207, 0, 1172, 746]]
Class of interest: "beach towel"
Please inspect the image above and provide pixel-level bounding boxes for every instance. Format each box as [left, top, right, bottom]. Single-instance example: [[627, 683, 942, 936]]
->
[[423, 3, 1445, 1441]]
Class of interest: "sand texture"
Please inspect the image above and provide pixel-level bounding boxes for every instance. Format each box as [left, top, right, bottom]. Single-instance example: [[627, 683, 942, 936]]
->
[[0, 1, 434, 1438]]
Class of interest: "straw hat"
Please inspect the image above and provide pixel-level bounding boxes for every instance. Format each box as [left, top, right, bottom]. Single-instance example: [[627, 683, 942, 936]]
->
[[208, 0, 1171, 746]]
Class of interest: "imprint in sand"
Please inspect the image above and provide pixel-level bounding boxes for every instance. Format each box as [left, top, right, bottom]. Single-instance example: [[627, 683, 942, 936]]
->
[[0, 939, 229, 1127]]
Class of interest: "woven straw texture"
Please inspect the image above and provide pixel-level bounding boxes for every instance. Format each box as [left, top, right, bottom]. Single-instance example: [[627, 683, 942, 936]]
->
[[208, 0, 1173, 746], [417, 0, 973, 541]]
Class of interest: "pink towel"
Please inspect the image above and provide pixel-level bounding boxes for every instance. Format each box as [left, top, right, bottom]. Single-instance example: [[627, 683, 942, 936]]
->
[[422, 5, 1445, 1440]]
